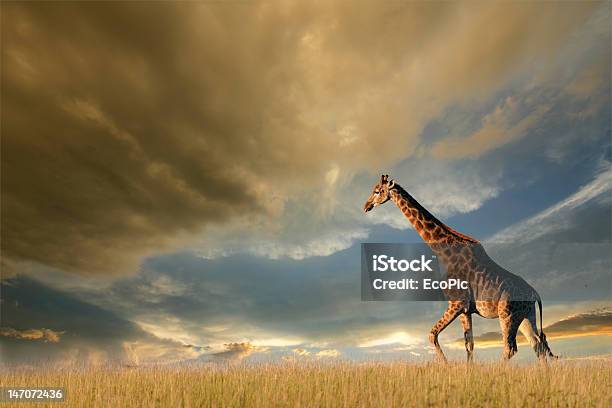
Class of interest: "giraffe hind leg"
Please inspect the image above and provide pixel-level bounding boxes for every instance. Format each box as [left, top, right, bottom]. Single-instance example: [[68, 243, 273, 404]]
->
[[519, 318, 546, 361], [538, 332, 557, 360], [521, 310, 557, 361]]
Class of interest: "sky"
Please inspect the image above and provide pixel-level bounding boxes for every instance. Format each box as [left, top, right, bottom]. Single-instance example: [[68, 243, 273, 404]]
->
[[1, 1, 610, 366]]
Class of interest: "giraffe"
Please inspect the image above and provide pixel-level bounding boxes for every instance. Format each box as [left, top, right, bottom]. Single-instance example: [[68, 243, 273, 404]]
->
[[363, 175, 556, 362]]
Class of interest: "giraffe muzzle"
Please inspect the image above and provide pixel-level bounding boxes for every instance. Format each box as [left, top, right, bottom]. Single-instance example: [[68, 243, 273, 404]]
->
[[364, 202, 374, 213]]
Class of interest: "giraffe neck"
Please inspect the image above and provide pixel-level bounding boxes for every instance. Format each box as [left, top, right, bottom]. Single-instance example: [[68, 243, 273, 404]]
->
[[389, 184, 478, 246]]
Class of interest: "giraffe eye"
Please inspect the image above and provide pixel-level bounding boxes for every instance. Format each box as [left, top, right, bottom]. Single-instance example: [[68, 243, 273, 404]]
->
[[374, 190, 380, 194]]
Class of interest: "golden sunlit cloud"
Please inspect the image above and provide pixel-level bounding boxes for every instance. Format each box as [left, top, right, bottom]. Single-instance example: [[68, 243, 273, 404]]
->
[[291, 348, 340, 359], [430, 98, 552, 159], [211, 343, 267, 363], [1, 1, 601, 276], [316, 349, 341, 358], [0, 327, 63, 343]]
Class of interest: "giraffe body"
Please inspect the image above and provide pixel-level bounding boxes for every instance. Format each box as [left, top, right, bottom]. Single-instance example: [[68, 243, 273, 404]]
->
[[364, 175, 556, 361]]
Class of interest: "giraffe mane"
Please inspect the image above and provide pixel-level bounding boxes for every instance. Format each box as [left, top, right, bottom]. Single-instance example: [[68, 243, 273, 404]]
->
[[442, 225, 479, 244], [393, 183, 479, 244]]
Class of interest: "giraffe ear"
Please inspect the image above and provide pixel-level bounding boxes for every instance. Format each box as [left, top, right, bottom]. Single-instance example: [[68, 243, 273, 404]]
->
[[387, 179, 395, 189]]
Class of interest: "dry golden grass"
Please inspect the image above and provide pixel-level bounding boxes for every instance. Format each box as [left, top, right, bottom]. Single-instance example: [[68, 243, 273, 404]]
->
[[1, 361, 610, 407]]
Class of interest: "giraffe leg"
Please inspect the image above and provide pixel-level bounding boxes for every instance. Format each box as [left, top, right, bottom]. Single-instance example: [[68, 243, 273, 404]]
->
[[460, 313, 474, 362], [518, 317, 546, 362], [499, 315, 521, 360], [429, 302, 464, 363], [521, 306, 556, 361]]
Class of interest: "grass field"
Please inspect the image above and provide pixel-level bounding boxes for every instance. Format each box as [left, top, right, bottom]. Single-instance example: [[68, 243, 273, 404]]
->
[[1, 361, 610, 407]]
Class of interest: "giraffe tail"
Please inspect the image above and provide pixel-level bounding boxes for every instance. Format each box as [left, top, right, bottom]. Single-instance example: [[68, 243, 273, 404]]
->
[[536, 297, 544, 338], [536, 296, 557, 359]]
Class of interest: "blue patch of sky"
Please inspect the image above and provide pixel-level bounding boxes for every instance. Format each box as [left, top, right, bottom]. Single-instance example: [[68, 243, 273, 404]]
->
[[426, 90, 609, 239]]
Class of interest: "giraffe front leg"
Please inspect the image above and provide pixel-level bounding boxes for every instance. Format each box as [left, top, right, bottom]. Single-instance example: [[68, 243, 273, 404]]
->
[[429, 302, 463, 363], [460, 313, 474, 362]]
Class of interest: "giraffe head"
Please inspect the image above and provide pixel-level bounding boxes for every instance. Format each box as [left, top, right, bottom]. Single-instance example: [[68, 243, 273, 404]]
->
[[363, 174, 396, 212]]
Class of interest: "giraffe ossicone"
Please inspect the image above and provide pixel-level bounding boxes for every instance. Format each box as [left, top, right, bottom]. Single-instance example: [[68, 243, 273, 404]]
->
[[363, 174, 556, 362]]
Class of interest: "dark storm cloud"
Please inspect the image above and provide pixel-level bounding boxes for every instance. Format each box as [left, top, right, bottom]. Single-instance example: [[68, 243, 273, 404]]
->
[[0, 278, 198, 365], [1, 3, 263, 275], [1, 1, 601, 276]]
